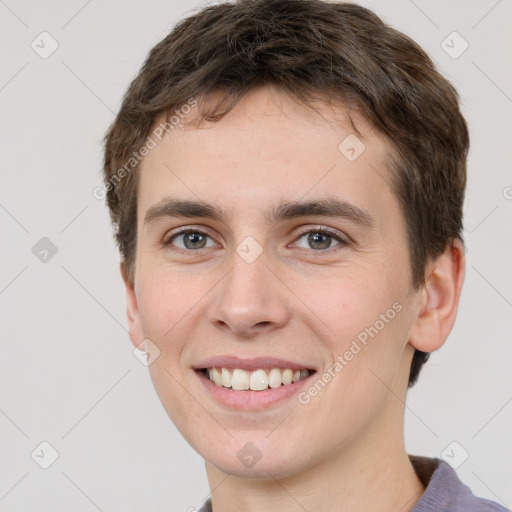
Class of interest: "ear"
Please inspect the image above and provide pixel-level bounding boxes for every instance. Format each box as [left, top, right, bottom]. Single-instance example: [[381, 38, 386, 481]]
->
[[408, 239, 465, 353], [120, 262, 144, 349]]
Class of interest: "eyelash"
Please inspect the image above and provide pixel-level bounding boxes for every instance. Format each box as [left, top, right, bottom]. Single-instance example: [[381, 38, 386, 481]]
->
[[163, 226, 350, 254]]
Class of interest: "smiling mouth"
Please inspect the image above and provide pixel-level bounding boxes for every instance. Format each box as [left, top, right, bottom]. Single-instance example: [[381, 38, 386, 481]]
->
[[200, 367, 314, 391]]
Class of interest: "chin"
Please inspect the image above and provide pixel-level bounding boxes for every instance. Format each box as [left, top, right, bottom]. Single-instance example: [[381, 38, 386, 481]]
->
[[205, 450, 308, 480], [189, 430, 318, 480]]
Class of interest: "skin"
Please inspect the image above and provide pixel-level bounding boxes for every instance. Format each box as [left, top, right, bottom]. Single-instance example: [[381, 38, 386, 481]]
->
[[122, 85, 465, 512]]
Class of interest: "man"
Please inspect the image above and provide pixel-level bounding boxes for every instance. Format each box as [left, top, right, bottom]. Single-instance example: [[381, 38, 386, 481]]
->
[[101, 1, 507, 510]]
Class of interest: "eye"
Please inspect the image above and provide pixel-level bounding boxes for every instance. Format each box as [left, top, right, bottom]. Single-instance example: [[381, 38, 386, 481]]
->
[[166, 229, 217, 250], [293, 227, 349, 251], [164, 226, 349, 253]]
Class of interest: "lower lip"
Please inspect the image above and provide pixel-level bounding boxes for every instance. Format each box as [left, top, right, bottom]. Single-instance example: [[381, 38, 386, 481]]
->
[[195, 370, 315, 411]]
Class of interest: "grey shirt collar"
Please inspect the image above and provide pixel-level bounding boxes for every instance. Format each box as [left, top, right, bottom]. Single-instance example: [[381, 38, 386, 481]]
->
[[196, 456, 507, 512]]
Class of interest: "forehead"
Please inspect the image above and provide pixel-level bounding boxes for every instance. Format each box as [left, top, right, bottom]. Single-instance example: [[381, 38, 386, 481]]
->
[[137, 86, 396, 225]]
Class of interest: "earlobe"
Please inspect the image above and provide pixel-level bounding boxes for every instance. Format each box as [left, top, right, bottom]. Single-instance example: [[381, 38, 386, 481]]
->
[[409, 239, 466, 353], [120, 262, 144, 349]]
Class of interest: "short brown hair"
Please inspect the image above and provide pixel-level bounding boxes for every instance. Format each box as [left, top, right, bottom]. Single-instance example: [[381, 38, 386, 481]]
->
[[102, 0, 469, 387]]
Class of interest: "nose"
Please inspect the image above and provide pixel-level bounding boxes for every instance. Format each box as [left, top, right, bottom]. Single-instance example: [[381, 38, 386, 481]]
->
[[207, 246, 291, 338]]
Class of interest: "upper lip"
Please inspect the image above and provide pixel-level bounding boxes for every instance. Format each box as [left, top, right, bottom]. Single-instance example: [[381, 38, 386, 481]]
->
[[193, 356, 317, 372]]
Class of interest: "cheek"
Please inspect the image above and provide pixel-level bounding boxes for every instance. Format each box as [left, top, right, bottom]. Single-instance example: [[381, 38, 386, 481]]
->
[[296, 268, 398, 345], [137, 269, 202, 339], [136, 273, 203, 384], [138, 274, 200, 427], [298, 268, 408, 390]]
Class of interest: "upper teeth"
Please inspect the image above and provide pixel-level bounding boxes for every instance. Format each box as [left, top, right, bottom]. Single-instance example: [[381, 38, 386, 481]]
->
[[206, 367, 310, 391]]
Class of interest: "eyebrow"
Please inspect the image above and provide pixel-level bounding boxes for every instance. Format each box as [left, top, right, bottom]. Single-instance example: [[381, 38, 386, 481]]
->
[[143, 197, 375, 230]]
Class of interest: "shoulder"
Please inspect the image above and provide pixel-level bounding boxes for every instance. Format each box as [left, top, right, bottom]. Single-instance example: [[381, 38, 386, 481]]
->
[[410, 456, 508, 512]]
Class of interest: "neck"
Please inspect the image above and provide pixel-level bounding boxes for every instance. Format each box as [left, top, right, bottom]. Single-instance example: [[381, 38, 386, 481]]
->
[[204, 401, 424, 512]]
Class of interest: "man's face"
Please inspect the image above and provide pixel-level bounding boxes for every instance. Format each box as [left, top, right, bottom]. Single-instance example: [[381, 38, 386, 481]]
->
[[126, 86, 423, 478]]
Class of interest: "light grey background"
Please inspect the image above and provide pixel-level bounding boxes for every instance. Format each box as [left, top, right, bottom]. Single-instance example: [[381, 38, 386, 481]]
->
[[1, 0, 511, 510]]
